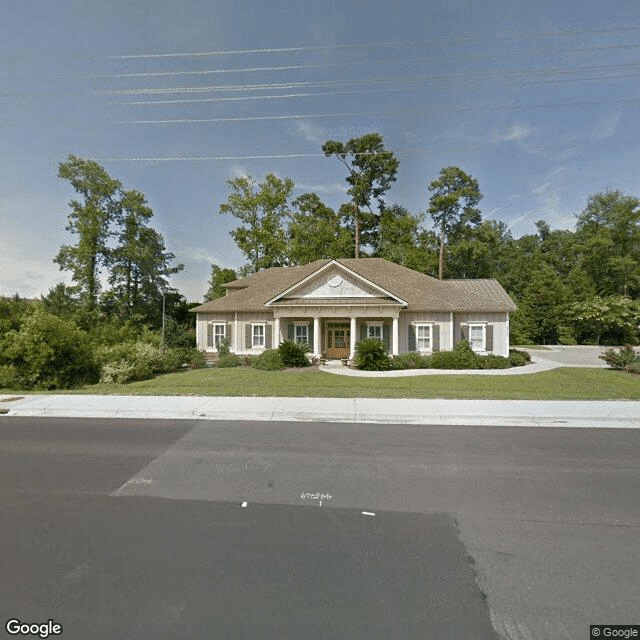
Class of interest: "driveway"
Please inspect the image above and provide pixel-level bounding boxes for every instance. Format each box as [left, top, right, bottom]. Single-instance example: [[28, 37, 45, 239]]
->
[[528, 345, 611, 368]]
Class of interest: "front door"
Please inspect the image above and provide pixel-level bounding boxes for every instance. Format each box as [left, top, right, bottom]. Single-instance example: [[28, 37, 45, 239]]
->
[[326, 322, 350, 359]]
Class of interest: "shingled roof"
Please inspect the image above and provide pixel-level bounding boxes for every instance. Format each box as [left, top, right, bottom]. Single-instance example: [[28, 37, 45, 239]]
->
[[190, 258, 516, 313]]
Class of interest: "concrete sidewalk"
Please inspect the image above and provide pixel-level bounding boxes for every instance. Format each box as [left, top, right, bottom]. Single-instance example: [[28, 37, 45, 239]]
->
[[1, 394, 639, 428]]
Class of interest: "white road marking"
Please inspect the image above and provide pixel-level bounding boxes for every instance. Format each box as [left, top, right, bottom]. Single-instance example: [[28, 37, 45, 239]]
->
[[362, 511, 376, 516]]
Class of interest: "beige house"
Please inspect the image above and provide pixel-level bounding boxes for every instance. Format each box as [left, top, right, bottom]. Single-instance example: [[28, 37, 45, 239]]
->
[[190, 258, 516, 361]]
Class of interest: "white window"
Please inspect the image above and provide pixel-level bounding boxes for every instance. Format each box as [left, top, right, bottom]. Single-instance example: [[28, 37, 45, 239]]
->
[[469, 324, 485, 352], [207, 323, 226, 348], [416, 324, 431, 351], [252, 324, 265, 348], [367, 324, 382, 340], [294, 324, 308, 344], [367, 322, 384, 341]]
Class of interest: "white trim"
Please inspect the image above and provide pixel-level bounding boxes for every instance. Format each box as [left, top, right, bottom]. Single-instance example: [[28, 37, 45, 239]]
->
[[366, 322, 383, 340], [293, 322, 309, 344], [251, 322, 266, 348], [468, 323, 486, 352], [412, 322, 433, 352], [265, 259, 407, 306], [206, 321, 227, 350]]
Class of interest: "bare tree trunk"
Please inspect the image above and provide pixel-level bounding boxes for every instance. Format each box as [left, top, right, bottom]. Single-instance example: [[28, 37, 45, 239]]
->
[[438, 224, 445, 280]]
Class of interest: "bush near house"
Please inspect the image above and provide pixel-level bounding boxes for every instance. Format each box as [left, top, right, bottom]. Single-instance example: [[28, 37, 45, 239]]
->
[[251, 348, 285, 371], [388, 343, 530, 371], [278, 340, 311, 368], [354, 338, 393, 371], [599, 345, 640, 373]]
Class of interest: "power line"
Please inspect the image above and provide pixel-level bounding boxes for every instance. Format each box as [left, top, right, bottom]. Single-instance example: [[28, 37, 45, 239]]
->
[[88, 43, 640, 80], [95, 139, 640, 163], [108, 96, 640, 126], [93, 25, 640, 60], [92, 61, 640, 96]]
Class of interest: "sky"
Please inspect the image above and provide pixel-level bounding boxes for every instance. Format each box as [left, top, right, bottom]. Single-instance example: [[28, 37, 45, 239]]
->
[[2, 0, 640, 301]]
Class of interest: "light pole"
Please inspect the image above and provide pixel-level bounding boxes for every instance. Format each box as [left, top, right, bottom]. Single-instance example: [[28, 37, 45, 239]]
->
[[161, 285, 168, 350]]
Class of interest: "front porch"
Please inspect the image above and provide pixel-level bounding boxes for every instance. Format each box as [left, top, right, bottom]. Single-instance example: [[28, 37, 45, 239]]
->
[[273, 313, 401, 363]]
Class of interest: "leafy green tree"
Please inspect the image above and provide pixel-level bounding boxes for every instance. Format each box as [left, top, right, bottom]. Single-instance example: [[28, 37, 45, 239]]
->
[[427, 166, 482, 280], [575, 190, 640, 298], [0, 307, 96, 389], [219, 173, 294, 273], [288, 193, 353, 264], [40, 283, 80, 319], [55, 155, 122, 307], [373, 204, 438, 273], [563, 296, 640, 345], [446, 219, 512, 279], [109, 189, 184, 317], [518, 263, 572, 344], [322, 133, 399, 258], [205, 265, 237, 301]]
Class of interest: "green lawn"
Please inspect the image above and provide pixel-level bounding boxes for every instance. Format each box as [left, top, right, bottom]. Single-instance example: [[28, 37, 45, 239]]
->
[[4, 366, 639, 400]]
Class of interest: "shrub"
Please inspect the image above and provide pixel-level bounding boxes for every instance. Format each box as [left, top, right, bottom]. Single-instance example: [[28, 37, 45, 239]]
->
[[508, 351, 528, 367], [251, 348, 285, 371], [278, 340, 311, 368], [216, 338, 231, 358], [217, 353, 241, 368], [182, 348, 206, 369], [431, 340, 479, 369], [354, 338, 392, 371], [392, 352, 431, 369], [476, 354, 511, 369], [599, 345, 640, 370], [164, 317, 196, 349], [627, 361, 640, 375], [509, 348, 531, 362], [0, 308, 97, 389]]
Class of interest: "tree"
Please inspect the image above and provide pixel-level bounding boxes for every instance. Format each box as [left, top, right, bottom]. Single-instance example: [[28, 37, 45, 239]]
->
[[427, 166, 482, 280], [219, 173, 294, 273], [55, 155, 122, 307], [205, 265, 237, 301], [373, 204, 438, 272], [322, 133, 399, 258], [108, 189, 184, 317], [575, 190, 640, 298], [446, 219, 511, 279], [563, 295, 640, 345], [288, 193, 353, 264]]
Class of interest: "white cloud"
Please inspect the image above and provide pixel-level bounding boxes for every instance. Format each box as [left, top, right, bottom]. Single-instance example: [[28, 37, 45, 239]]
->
[[293, 120, 325, 145], [295, 182, 347, 196], [491, 123, 535, 143]]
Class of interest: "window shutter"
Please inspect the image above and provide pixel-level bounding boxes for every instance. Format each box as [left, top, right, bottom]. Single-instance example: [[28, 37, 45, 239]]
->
[[226, 322, 233, 348], [308, 322, 314, 347], [360, 324, 366, 340], [245, 324, 251, 350], [432, 325, 440, 352], [287, 322, 294, 341], [486, 325, 493, 352], [408, 325, 416, 351], [382, 324, 391, 351], [461, 324, 469, 343], [265, 325, 272, 349], [207, 323, 214, 348]]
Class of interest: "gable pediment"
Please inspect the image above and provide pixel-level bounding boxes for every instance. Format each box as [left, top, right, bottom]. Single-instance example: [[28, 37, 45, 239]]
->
[[266, 261, 406, 306]]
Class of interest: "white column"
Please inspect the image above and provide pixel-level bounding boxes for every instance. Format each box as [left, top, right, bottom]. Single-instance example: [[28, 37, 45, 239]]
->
[[313, 317, 320, 356], [274, 317, 281, 348], [449, 311, 454, 350], [392, 317, 399, 355], [350, 317, 357, 360]]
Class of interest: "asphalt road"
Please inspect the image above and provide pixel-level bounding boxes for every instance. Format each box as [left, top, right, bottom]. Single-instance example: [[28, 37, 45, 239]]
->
[[1, 417, 639, 640]]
